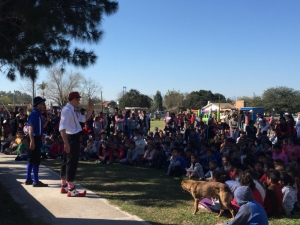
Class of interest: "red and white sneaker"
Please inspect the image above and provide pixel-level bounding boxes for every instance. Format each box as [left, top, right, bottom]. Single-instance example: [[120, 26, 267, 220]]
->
[[60, 185, 68, 194], [67, 188, 86, 197]]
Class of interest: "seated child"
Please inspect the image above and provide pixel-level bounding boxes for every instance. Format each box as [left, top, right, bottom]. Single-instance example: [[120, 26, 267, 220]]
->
[[98, 141, 111, 163], [119, 140, 138, 166], [279, 171, 297, 216], [238, 172, 263, 206], [48, 138, 64, 159], [41, 137, 51, 159], [166, 148, 186, 177], [272, 144, 288, 164], [263, 169, 283, 217], [108, 142, 124, 164], [204, 160, 219, 180], [186, 154, 204, 178], [202, 149, 216, 173], [259, 161, 274, 184], [254, 162, 264, 179], [152, 145, 167, 169], [142, 143, 155, 167], [216, 186, 268, 225], [84, 139, 97, 160], [15, 137, 29, 161]]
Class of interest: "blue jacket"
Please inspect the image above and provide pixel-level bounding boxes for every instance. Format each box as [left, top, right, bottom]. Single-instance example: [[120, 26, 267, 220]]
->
[[167, 156, 186, 174], [222, 186, 268, 225]]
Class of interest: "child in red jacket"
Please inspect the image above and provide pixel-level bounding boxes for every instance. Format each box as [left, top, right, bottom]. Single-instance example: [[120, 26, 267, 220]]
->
[[263, 169, 283, 217]]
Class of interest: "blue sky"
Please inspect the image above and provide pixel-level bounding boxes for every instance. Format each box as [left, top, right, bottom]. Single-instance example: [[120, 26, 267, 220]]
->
[[2, 0, 300, 101]]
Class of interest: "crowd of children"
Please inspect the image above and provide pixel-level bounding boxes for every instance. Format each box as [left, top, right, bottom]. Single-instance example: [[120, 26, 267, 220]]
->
[[2, 106, 300, 220]]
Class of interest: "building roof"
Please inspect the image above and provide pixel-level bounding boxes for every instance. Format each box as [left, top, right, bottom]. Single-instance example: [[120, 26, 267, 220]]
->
[[202, 102, 235, 110]]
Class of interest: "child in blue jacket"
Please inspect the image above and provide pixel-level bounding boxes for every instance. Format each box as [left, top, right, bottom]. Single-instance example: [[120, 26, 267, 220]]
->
[[166, 148, 186, 177], [215, 186, 268, 225]]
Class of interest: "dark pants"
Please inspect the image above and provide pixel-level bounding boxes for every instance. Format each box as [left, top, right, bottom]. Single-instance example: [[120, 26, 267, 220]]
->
[[60, 133, 80, 182], [29, 136, 41, 166]]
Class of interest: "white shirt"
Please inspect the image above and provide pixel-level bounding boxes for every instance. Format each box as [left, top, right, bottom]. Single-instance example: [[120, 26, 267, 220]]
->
[[282, 186, 297, 213], [254, 179, 266, 201], [59, 103, 86, 134]]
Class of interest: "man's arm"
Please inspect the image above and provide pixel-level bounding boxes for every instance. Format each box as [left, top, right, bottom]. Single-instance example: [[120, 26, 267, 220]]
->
[[85, 99, 94, 121], [28, 126, 35, 150], [60, 129, 70, 153]]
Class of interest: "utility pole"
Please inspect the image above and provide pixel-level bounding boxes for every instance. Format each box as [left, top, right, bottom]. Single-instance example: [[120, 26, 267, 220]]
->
[[101, 91, 103, 112]]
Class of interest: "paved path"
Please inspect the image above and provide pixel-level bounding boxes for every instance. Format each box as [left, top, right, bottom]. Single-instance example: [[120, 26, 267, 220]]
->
[[0, 154, 150, 225]]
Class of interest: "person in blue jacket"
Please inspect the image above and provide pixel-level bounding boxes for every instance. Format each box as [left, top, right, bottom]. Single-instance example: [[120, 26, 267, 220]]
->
[[166, 148, 186, 177], [216, 186, 268, 225]]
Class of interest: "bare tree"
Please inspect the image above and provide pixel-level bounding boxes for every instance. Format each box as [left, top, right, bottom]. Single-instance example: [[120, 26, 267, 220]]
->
[[45, 67, 83, 106], [80, 77, 102, 104]]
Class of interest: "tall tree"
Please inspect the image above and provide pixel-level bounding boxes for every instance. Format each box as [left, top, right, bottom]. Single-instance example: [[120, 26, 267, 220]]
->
[[119, 89, 152, 110], [163, 89, 184, 110], [261, 86, 300, 116], [80, 77, 102, 105], [183, 90, 227, 109], [37, 81, 48, 98], [153, 91, 164, 111], [44, 67, 83, 106], [0, 0, 118, 81]]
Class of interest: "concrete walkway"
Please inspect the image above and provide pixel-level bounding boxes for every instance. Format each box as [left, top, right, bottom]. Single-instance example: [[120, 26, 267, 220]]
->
[[0, 154, 150, 225]]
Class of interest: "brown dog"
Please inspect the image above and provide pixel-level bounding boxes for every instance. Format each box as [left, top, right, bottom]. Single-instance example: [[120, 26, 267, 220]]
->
[[181, 180, 235, 219]]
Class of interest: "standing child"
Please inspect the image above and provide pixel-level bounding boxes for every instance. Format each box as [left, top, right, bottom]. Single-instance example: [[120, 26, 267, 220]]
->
[[263, 169, 283, 217], [186, 154, 204, 178]]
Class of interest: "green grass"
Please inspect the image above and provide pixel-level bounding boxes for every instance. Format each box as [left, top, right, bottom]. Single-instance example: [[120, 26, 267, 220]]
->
[[41, 160, 300, 225], [150, 120, 165, 132], [0, 178, 48, 225]]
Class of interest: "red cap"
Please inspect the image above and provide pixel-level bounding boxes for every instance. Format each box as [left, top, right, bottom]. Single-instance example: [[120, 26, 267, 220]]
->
[[68, 92, 81, 100]]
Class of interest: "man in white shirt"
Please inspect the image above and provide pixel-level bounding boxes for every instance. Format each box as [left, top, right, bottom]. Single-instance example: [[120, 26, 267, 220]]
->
[[59, 92, 94, 197]]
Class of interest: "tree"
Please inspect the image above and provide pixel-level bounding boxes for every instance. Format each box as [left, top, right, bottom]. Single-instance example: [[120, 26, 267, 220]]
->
[[163, 90, 184, 110], [261, 86, 300, 116], [152, 91, 163, 111], [44, 67, 83, 106], [0, 96, 12, 105], [183, 90, 227, 109], [119, 89, 152, 110], [80, 78, 102, 105], [0, 0, 118, 81], [237, 96, 263, 107], [37, 81, 48, 98]]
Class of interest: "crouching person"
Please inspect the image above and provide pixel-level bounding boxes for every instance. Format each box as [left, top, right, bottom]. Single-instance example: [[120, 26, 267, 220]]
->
[[215, 186, 268, 225], [166, 148, 186, 177], [120, 140, 138, 166]]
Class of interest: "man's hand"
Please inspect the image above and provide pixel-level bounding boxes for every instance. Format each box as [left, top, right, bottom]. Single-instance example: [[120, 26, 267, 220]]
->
[[64, 143, 70, 153], [29, 140, 35, 150], [215, 223, 222, 225]]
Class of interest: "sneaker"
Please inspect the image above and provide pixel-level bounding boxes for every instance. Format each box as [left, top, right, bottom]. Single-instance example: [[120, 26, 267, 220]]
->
[[32, 181, 49, 187], [60, 185, 68, 194], [67, 189, 86, 197], [25, 180, 33, 185]]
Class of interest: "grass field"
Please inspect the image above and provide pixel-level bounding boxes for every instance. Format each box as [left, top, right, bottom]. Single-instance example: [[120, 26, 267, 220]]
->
[[150, 120, 165, 132], [41, 160, 300, 225]]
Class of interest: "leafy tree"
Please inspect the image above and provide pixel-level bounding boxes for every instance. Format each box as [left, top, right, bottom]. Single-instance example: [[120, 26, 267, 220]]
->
[[0, 91, 31, 105], [163, 90, 184, 110], [119, 89, 152, 110], [261, 86, 300, 116], [0, 96, 12, 105], [37, 81, 48, 98], [153, 91, 164, 111], [0, 0, 118, 81], [183, 90, 227, 109]]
